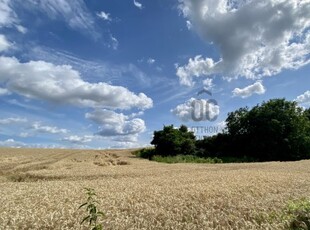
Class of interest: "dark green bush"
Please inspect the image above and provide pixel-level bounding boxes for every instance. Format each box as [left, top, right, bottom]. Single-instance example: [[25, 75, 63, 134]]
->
[[285, 198, 310, 230], [133, 148, 155, 160], [152, 155, 223, 164]]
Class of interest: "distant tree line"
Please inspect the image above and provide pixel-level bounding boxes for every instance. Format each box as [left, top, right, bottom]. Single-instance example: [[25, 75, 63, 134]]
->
[[149, 99, 310, 162]]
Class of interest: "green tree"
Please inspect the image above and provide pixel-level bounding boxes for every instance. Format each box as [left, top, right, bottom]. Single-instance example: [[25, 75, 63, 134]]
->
[[225, 99, 310, 161], [225, 107, 250, 157], [196, 135, 220, 158], [151, 125, 196, 156], [304, 108, 310, 121]]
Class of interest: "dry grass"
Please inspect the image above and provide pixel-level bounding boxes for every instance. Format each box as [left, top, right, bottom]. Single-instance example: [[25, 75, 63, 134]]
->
[[0, 148, 309, 229]]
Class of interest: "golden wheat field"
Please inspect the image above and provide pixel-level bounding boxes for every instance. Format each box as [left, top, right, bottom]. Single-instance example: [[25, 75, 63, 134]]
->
[[0, 148, 309, 230]]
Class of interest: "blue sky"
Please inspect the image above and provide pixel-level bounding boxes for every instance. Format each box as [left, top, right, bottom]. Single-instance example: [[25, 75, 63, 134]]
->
[[0, 0, 309, 149]]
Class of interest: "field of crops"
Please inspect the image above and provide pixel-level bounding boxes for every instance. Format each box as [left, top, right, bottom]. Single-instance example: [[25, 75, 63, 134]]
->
[[0, 148, 309, 229]]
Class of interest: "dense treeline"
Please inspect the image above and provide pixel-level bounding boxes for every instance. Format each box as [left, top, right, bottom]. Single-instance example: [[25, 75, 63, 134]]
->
[[149, 99, 310, 162]]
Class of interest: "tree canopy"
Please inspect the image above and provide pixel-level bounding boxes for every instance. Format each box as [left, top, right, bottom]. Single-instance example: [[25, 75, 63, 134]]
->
[[151, 125, 196, 156], [223, 99, 310, 161], [150, 99, 310, 162]]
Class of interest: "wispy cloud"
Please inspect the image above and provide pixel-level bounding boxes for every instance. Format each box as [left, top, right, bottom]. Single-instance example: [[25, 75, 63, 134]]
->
[[0, 87, 10, 95], [96, 11, 111, 21], [62, 135, 93, 144], [0, 0, 25, 32], [147, 58, 155, 65], [0, 34, 12, 52], [133, 0, 143, 9], [0, 138, 67, 149], [25, 46, 152, 88], [19, 132, 31, 138], [0, 117, 27, 125], [19, 0, 98, 38], [31, 122, 68, 134], [6, 99, 43, 111], [110, 35, 119, 50]]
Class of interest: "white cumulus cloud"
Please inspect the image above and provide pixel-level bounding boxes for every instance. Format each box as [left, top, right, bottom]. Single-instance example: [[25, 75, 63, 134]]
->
[[177, 0, 310, 85], [0, 138, 26, 148], [216, 120, 227, 133], [171, 98, 220, 122], [232, 81, 266, 98], [202, 78, 214, 90], [295, 90, 310, 106], [86, 109, 146, 136], [0, 56, 153, 110], [176, 56, 218, 86]]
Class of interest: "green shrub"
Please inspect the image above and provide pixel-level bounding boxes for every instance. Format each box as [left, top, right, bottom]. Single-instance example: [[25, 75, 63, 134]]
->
[[220, 156, 258, 163], [133, 148, 155, 160], [284, 198, 310, 230], [152, 155, 223, 164], [254, 197, 310, 228], [78, 188, 105, 230]]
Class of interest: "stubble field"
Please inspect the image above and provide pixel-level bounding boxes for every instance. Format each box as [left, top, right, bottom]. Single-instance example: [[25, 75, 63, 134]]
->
[[0, 148, 309, 229]]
